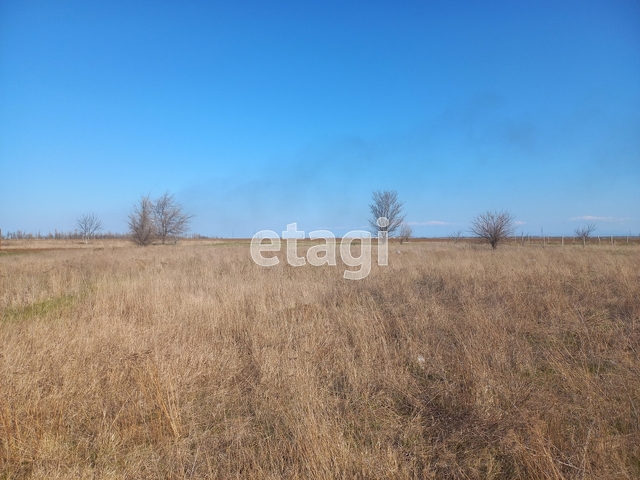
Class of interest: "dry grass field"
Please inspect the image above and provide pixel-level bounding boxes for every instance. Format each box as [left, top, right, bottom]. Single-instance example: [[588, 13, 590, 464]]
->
[[1, 240, 639, 479]]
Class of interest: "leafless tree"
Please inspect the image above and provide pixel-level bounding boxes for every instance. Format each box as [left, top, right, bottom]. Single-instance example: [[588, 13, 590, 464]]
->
[[76, 213, 102, 244], [449, 229, 463, 244], [368, 190, 406, 237], [399, 223, 413, 244], [128, 195, 155, 246], [152, 192, 194, 244], [574, 223, 596, 247], [470, 210, 516, 250]]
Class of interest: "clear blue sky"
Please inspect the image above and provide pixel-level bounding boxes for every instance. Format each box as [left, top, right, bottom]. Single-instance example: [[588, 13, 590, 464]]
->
[[1, 0, 639, 237]]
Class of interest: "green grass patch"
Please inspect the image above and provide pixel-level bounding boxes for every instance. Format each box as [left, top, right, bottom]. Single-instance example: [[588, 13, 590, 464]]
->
[[203, 241, 251, 247], [0, 250, 44, 256], [1, 294, 78, 323]]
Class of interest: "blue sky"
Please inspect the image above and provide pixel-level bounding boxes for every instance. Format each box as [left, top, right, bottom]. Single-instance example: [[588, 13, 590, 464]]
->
[[1, 0, 639, 237]]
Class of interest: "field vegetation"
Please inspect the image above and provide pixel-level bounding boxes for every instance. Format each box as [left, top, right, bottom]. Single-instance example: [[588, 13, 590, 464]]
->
[[1, 240, 639, 478]]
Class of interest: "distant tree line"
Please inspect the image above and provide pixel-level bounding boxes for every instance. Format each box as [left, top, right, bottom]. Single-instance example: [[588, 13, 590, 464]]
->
[[1, 189, 633, 248], [1, 230, 129, 240], [368, 190, 521, 249], [1, 229, 208, 242], [2, 191, 195, 244], [367, 190, 633, 249]]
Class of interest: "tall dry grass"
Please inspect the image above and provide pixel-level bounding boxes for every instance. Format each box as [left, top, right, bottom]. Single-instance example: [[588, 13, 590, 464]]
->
[[1, 241, 638, 479]]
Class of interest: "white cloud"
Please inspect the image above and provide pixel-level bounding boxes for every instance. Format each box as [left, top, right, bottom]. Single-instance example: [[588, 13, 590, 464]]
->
[[514, 220, 526, 225], [570, 216, 628, 223], [407, 220, 454, 226]]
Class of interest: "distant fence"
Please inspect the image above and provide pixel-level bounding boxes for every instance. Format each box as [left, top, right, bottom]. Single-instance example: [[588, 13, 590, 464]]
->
[[510, 234, 640, 246]]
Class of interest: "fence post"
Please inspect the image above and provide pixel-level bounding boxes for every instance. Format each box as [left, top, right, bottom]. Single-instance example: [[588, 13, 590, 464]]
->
[[0, 228, 2, 251], [561, 236, 564, 246]]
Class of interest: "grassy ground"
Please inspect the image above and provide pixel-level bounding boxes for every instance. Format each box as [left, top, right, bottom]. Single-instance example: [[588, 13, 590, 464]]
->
[[1, 241, 638, 478]]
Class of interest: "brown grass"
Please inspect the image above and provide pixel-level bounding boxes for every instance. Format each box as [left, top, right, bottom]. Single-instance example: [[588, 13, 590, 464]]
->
[[1, 241, 639, 478]]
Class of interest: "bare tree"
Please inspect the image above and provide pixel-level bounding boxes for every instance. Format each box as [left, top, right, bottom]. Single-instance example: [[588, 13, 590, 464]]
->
[[470, 210, 516, 250], [399, 223, 413, 244], [76, 213, 102, 244], [152, 192, 194, 244], [368, 190, 406, 237], [574, 223, 596, 247], [128, 195, 155, 246], [449, 229, 463, 244]]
